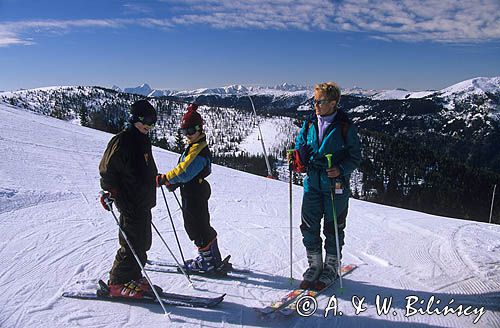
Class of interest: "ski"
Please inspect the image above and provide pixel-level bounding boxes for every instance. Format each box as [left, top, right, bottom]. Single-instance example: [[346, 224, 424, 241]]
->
[[256, 264, 357, 316], [280, 264, 357, 316], [145, 266, 247, 280], [256, 289, 307, 315], [146, 255, 248, 280], [279, 289, 319, 316], [62, 279, 225, 308], [147, 255, 251, 274]]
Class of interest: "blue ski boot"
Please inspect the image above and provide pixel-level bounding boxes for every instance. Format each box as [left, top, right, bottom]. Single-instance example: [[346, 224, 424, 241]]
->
[[186, 238, 222, 273]]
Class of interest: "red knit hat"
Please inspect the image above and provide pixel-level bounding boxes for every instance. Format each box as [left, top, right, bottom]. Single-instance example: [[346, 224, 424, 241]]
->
[[181, 104, 203, 129]]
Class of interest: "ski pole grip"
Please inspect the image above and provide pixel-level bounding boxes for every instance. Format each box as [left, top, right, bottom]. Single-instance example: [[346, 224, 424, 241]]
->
[[287, 149, 294, 163], [325, 153, 333, 169], [99, 190, 113, 209]]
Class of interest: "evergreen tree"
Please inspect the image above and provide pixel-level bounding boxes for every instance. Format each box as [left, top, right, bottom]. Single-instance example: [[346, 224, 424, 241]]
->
[[79, 103, 89, 127]]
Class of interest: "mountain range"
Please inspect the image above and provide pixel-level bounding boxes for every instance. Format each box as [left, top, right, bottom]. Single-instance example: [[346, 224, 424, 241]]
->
[[112, 77, 499, 104], [139, 77, 500, 173], [2, 77, 499, 173], [1, 77, 499, 222], [112, 82, 311, 98]]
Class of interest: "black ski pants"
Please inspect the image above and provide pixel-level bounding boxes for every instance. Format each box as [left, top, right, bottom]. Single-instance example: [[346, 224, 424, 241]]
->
[[180, 179, 217, 249], [109, 209, 152, 284]]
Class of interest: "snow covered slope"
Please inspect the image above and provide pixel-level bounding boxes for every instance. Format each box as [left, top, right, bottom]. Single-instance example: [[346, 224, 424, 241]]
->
[[0, 102, 499, 327], [371, 88, 435, 100], [367, 77, 499, 102], [438, 77, 500, 99]]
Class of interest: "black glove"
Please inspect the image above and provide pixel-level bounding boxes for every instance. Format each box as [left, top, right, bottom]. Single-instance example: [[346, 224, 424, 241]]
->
[[99, 189, 117, 211]]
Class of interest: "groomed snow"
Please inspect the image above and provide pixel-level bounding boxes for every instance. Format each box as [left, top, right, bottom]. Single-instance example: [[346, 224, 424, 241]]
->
[[1, 102, 499, 327]]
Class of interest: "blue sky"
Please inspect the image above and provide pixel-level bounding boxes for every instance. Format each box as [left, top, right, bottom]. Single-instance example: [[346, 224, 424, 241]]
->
[[1, 0, 499, 92]]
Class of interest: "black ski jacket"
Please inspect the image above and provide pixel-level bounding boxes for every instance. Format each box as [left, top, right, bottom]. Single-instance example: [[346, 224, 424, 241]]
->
[[99, 125, 158, 214]]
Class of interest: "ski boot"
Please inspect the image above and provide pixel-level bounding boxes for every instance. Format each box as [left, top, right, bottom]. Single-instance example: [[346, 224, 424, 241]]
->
[[186, 238, 223, 273], [107, 280, 145, 299], [135, 276, 163, 294], [315, 254, 340, 291], [299, 250, 322, 289]]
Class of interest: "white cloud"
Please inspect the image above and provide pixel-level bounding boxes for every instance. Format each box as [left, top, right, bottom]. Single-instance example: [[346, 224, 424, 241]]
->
[[0, 0, 498, 47], [122, 3, 154, 15], [0, 29, 34, 47], [0, 19, 132, 47], [164, 0, 500, 42], [333, 0, 500, 42]]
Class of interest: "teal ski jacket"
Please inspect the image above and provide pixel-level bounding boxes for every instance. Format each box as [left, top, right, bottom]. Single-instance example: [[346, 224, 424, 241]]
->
[[295, 109, 362, 214]]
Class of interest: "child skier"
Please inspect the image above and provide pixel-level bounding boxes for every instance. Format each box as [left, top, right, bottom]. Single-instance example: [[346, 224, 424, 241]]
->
[[156, 103, 223, 273]]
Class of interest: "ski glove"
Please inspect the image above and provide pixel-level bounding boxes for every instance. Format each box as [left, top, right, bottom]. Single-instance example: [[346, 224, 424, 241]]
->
[[298, 144, 313, 166], [290, 147, 310, 173], [99, 189, 117, 211], [156, 174, 168, 187], [165, 181, 180, 192], [156, 174, 179, 192]]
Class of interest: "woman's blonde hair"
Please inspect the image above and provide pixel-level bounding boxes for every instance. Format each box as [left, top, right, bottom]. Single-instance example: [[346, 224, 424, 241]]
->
[[314, 82, 341, 103]]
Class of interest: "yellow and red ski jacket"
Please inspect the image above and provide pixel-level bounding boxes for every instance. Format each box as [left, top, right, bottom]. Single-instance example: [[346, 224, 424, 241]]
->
[[166, 134, 211, 185]]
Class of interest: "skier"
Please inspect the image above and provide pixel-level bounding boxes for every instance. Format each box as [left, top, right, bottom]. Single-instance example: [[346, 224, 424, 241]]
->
[[99, 99, 158, 298], [156, 103, 223, 273], [291, 82, 361, 290]]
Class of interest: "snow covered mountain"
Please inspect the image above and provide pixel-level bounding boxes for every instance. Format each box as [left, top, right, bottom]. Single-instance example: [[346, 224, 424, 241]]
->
[[114, 77, 499, 103], [123, 83, 153, 96], [1, 101, 499, 328], [116, 83, 311, 98], [113, 77, 499, 117], [371, 88, 435, 100], [435, 77, 500, 118], [436, 77, 500, 99], [20, 77, 495, 118], [1, 76, 499, 175]]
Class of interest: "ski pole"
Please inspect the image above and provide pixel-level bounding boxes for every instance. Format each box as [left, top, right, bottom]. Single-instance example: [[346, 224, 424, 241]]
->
[[172, 190, 196, 225], [99, 192, 170, 318], [287, 150, 294, 283], [160, 186, 188, 269], [150, 220, 193, 287], [172, 190, 184, 214], [324, 154, 344, 292]]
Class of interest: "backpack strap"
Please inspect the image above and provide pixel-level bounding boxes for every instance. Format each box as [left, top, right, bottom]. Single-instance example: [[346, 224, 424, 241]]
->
[[340, 121, 349, 142], [303, 120, 314, 139], [303, 114, 349, 143]]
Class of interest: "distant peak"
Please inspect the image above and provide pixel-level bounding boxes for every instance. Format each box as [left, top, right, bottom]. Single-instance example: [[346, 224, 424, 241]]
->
[[270, 83, 309, 92], [122, 83, 153, 96]]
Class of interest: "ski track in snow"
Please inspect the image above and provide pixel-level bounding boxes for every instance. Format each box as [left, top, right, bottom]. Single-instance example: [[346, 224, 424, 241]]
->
[[1, 102, 499, 327]]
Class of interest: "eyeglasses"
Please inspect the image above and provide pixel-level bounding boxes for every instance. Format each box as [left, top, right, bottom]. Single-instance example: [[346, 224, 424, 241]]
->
[[313, 99, 331, 106], [179, 125, 200, 136], [139, 115, 157, 127]]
